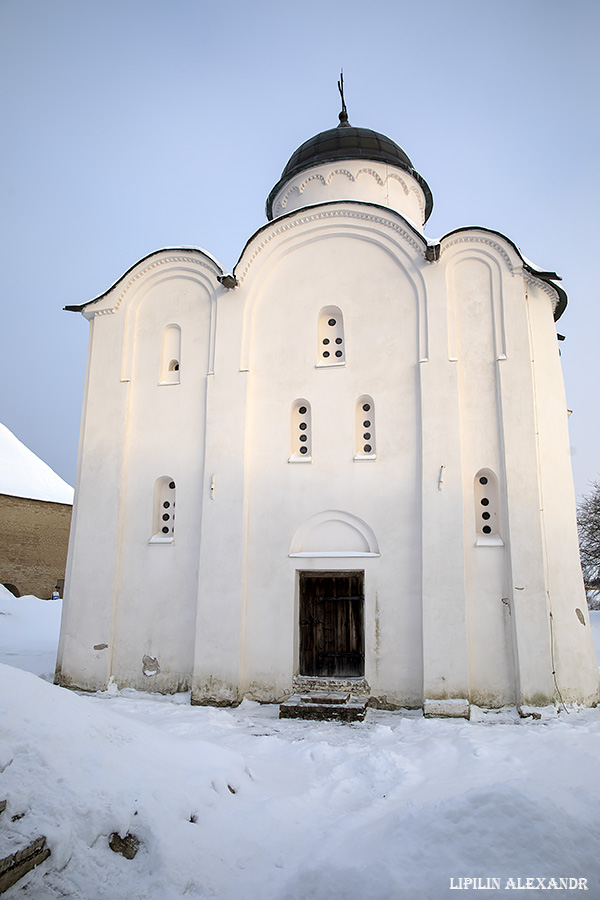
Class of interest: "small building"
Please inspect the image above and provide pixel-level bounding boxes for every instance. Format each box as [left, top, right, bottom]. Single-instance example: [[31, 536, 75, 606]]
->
[[56, 100, 599, 713], [0, 424, 73, 599]]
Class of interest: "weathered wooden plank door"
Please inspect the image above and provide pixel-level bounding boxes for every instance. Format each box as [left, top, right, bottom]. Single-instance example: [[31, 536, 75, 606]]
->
[[299, 572, 364, 677]]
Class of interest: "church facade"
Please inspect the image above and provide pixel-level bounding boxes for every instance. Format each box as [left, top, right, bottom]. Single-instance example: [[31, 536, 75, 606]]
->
[[56, 105, 599, 713]]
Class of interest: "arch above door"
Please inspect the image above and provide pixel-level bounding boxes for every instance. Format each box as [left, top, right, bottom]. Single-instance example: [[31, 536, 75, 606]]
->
[[289, 510, 380, 558]]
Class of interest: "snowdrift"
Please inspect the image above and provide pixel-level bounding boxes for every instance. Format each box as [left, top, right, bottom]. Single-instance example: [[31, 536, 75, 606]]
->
[[2, 660, 600, 898], [2, 588, 600, 898]]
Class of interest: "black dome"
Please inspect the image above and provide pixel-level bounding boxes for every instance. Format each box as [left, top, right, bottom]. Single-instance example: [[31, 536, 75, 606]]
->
[[266, 123, 433, 222]]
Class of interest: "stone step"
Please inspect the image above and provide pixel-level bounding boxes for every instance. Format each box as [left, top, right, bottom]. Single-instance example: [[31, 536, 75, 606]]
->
[[292, 676, 370, 697], [300, 691, 349, 705], [279, 692, 368, 722]]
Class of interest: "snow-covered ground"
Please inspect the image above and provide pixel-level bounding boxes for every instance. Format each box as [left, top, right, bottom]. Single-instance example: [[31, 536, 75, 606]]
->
[[0, 590, 62, 682], [2, 585, 600, 899]]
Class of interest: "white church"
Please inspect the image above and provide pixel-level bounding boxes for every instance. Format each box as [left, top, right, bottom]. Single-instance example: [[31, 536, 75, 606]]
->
[[56, 91, 599, 715]]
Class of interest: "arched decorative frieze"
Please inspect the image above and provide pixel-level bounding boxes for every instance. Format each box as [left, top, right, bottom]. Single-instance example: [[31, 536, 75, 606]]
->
[[289, 509, 380, 557], [273, 167, 419, 218], [523, 272, 561, 315], [440, 234, 516, 274], [237, 207, 429, 370], [86, 254, 222, 319], [440, 231, 562, 318], [302, 171, 330, 190], [276, 183, 303, 213], [386, 171, 412, 197], [328, 167, 371, 184], [237, 208, 427, 285], [354, 167, 385, 187]]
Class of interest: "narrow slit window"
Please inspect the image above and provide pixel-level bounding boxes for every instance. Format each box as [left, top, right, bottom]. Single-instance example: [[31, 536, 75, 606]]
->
[[150, 476, 176, 542], [354, 395, 376, 459], [474, 469, 502, 543], [159, 324, 181, 384], [317, 306, 345, 366], [289, 400, 312, 462]]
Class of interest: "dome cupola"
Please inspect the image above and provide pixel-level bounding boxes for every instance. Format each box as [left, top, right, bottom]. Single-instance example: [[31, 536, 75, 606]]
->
[[266, 78, 433, 229]]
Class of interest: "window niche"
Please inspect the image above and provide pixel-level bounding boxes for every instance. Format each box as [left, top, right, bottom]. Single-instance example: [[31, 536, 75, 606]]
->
[[354, 395, 376, 459], [149, 476, 176, 542], [159, 324, 181, 384], [289, 400, 312, 462], [317, 306, 345, 367], [474, 469, 503, 546]]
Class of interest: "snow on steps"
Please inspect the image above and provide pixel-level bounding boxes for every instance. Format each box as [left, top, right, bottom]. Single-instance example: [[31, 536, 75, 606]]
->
[[279, 692, 368, 722]]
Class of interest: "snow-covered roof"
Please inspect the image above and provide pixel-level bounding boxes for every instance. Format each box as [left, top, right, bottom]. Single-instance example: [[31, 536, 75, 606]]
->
[[0, 423, 74, 505]]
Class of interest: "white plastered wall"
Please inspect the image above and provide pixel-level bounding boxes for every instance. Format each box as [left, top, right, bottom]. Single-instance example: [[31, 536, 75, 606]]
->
[[192, 204, 428, 706], [440, 233, 598, 707], [108, 268, 215, 692], [55, 307, 128, 690], [447, 250, 515, 707], [57, 252, 221, 693], [525, 279, 598, 704], [191, 284, 249, 705], [58, 205, 599, 710]]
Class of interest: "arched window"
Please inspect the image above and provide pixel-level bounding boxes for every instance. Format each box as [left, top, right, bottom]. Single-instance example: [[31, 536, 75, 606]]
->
[[289, 400, 312, 462], [354, 395, 376, 459], [150, 476, 176, 542], [159, 324, 181, 384], [317, 306, 345, 366], [474, 469, 502, 544]]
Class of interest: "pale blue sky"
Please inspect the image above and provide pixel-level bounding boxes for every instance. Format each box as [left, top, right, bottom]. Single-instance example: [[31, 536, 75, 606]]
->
[[1, 0, 598, 497]]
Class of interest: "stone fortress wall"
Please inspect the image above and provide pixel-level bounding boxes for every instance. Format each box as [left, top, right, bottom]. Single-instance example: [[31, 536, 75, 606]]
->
[[0, 493, 72, 598]]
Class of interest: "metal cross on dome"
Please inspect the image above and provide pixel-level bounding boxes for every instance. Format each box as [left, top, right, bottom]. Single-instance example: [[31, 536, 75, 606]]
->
[[337, 70, 349, 126]]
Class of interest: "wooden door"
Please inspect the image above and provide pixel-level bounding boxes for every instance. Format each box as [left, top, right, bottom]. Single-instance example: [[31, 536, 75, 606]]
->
[[299, 572, 364, 677]]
